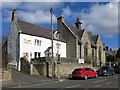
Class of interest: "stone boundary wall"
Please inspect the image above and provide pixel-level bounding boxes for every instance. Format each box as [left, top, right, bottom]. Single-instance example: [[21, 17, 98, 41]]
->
[[0, 69, 12, 81], [30, 57, 100, 78], [55, 63, 100, 78]]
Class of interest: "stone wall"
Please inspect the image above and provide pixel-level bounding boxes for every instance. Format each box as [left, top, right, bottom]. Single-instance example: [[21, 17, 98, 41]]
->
[[1, 69, 12, 81], [30, 58, 99, 78], [55, 62, 99, 78], [61, 23, 77, 58], [57, 17, 77, 59], [20, 58, 30, 74], [7, 21, 20, 69], [31, 63, 46, 76]]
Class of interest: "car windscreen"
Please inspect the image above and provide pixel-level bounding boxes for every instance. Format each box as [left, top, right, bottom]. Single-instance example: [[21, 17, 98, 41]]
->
[[74, 69, 82, 71], [100, 67, 108, 70]]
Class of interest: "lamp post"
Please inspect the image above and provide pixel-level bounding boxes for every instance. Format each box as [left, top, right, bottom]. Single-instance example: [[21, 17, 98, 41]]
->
[[50, 7, 54, 78], [55, 31, 60, 79]]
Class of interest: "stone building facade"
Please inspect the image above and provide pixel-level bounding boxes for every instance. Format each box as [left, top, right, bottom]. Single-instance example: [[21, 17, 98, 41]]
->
[[57, 16, 106, 66]]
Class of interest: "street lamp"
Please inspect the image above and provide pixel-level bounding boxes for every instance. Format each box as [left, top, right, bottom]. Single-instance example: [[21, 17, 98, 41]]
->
[[53, 31, 60, 79]]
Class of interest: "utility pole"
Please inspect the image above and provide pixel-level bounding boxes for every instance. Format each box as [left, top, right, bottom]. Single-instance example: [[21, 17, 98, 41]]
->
[[50, 7, 54, 78]]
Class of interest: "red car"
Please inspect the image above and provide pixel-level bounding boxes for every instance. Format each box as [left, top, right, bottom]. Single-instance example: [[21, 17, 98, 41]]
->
[[72, 68, 98, 80]]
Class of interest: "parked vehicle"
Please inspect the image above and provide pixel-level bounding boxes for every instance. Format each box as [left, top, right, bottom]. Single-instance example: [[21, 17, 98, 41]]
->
[[97, 66, 115, 76], [112, 65, 120, 74], [72, 68, 98, 80]]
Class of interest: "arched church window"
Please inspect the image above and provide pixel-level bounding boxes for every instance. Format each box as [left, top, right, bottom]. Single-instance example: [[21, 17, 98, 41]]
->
[[99, 46, 102, 60], [84, 42, 88, 56]]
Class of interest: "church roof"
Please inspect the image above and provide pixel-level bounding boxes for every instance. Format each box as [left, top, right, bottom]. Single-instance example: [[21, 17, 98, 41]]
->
[[17, 19, 66, 42], [66, 24, 84, 38], [65, 23, 97, 46], [87, 32, 98, 46]]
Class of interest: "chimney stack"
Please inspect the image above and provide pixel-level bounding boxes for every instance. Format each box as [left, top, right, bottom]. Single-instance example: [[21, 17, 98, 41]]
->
[[12, 9, 17, 22], [57, 15, 64, 22], [75, 17, 82, 30], [57, 15, 64, 34]]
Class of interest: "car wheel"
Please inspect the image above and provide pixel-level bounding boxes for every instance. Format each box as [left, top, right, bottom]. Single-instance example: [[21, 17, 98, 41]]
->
[[84, 75, 88, 80]]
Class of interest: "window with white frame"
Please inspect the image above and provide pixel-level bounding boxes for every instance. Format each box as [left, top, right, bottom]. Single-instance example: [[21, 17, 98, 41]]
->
[[34, 39, 41, 46], [34, 52, 41, 59]]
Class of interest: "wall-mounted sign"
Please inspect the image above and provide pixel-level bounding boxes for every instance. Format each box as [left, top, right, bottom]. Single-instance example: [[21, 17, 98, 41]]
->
[[78, 59, 84, 64], [24, 39, 32, 44]]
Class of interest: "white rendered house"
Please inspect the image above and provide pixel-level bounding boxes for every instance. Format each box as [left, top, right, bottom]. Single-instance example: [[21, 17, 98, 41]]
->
[[7, 10, 66, 70]]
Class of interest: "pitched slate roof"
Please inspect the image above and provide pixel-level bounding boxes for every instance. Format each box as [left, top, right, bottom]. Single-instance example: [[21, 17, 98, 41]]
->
[[66, 24, 84, 38], [17, 19, 66, 42], [65, 23, 97, 46], [87, 32, 98, 46]]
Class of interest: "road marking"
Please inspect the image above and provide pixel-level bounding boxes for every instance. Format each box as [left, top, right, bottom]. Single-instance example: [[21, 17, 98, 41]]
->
[[82, 88, 89, 90], [13, 81, 59, 88], [66, 84, 80, 88], [94, 85, 102, 88], [106, 82, 112, 85], [92, 79, 107, 83]]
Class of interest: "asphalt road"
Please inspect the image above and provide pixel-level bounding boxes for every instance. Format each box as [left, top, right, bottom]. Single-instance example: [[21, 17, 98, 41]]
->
[[8, 69, 119, 89]]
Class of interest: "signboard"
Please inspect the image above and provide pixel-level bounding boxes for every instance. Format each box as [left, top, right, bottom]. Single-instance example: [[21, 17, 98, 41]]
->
[[24, 39, 32, 44], [78, 59, 84, 64]]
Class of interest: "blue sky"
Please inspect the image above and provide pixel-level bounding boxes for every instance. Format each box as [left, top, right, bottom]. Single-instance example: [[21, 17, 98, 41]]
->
[[1, 1, 118, 50]]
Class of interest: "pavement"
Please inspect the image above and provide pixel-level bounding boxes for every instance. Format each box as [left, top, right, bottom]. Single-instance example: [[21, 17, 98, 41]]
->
[[2, 77, 66, 88], [2, 69, 67, 88], [1, 69, 119, 88]]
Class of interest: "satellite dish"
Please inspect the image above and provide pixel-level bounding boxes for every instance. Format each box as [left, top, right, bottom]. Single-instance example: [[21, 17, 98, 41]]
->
[[53, 31, 59, 39]]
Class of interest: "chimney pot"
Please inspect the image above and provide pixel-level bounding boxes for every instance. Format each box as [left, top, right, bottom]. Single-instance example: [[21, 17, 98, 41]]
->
[[12, 9, 17, 22]]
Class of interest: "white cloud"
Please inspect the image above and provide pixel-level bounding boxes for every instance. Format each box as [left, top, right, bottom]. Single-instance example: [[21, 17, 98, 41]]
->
[[2, 2, 63, 11], [62, 6, 73, 17], [80, 2, 118, 38], [20, 2, 63, 11], [18, 10, 57, 24], [2, 2, 21, 9], [2, 2, 62, 24], [2, 10, 11, 22]]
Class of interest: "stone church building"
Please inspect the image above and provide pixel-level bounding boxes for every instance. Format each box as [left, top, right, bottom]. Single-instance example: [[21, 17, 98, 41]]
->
[[3, 9, 106, 72], [57, 16, 105, 66]]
